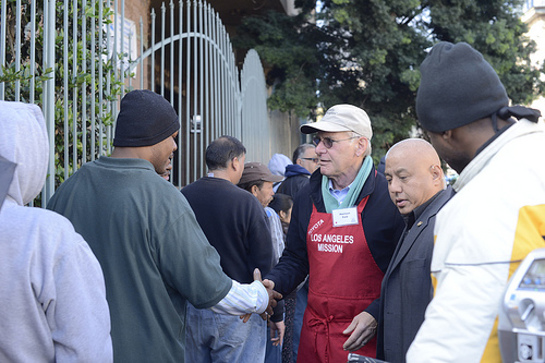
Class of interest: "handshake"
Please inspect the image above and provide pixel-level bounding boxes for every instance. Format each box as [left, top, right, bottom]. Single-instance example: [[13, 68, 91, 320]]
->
[[240, 268, 282, 323]]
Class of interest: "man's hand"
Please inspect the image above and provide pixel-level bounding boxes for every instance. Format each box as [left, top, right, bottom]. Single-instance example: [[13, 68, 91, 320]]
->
[[240, 312, 268, 323], [254, 269, 282, 315], [342, 311, 377, 351], [269, 320, 285, 347], [263, 278, 275, 290], [240, 270, 282, 323]]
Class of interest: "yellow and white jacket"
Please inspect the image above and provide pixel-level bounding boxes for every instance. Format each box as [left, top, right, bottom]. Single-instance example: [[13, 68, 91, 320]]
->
[[407, 118, 545, 362]]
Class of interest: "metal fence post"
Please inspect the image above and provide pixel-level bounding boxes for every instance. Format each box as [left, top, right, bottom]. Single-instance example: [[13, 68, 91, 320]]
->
[[42, 0, 56, 205]]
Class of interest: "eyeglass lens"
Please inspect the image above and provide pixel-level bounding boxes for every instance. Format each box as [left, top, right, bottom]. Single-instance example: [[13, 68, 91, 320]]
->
[[313, 136, 333, 148]]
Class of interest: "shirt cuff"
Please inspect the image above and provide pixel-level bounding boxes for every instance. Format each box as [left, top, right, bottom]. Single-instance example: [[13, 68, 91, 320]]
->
[[210, 280, 268, 315]]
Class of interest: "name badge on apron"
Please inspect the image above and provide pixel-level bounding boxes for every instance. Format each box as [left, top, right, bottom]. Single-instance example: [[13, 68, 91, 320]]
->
[[332, 207, 358, 227]]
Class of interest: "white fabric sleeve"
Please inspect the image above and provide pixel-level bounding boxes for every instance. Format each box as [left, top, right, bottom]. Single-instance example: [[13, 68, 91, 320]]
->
[[407, 262, 508, 362], [210, 280, 269, 315]]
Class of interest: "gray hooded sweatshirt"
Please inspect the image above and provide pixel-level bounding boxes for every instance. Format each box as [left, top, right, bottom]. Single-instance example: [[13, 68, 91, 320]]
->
[[0, 101, 113, 362]]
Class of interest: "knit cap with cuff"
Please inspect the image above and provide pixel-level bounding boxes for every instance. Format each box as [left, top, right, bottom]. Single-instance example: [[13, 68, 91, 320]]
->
[[416, 42, 509, 133], [114, 90, 180, 147]]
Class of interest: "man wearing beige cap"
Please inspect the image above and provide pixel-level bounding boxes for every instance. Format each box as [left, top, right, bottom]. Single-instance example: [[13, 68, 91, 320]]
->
[[265, 104, 405, 362], [238, 161, 287, 359]]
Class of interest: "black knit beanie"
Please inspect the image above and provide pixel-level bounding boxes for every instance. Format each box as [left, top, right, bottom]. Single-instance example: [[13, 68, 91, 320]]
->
[[113, 90, 180, 147], [416, 42, 509, 133]]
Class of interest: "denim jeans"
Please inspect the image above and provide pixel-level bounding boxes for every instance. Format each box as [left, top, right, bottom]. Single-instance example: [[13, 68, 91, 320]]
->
[[293, 280, 308, 362], [265, 324, 282, 363], [185, 303, 266, 363]]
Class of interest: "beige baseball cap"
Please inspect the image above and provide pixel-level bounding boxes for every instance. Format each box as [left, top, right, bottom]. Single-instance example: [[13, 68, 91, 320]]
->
[[300, 104, 373, 139]]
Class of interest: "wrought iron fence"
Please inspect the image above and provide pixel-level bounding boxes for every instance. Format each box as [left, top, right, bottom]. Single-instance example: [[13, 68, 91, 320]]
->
[[0, 0, 274, 205]]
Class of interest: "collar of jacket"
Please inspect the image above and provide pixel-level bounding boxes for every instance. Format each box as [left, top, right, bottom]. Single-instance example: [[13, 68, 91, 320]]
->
[[454, 119, 542, 192], [285, 164, 311, 177], [308, 164, 377, 213]]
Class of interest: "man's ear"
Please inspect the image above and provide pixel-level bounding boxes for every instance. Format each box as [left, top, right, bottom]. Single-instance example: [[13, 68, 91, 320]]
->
[[355, 137, 368, 157], [430, 164, 443, 183], [231, 156, 240, 172], [443, 128, 468, 150], [250, 184, 259, 197], [442, 130, 453, 141]]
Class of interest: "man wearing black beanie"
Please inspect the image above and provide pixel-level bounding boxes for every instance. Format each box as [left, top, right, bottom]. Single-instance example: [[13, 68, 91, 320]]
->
[[407, 42, 545, 362], [47, 90, 281, 362]]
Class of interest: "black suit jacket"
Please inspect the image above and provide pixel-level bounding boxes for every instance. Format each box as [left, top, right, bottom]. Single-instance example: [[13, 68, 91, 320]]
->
[[376, 186, 454, 362]]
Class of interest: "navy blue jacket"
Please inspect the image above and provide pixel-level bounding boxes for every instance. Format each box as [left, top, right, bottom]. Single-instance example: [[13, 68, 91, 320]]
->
[[182, 177, 274, 283], [277, 164, 311, 198]]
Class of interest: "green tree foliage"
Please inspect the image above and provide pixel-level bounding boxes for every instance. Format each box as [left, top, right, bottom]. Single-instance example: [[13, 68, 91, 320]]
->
[[235, 0, 544, 160], [316, 0, 431, 158], [426, 0, 543, 105], [235, 10, 321, 117]]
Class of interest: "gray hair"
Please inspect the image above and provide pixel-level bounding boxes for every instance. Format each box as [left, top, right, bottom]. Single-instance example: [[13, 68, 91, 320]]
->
[[292, 143, 315, 163]]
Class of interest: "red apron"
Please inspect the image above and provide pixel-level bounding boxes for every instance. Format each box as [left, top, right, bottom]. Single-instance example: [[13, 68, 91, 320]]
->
[[297, 196, 384, 363]]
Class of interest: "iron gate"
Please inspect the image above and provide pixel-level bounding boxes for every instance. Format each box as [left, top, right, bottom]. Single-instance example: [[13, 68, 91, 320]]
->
[[0, 0, 276, 205]]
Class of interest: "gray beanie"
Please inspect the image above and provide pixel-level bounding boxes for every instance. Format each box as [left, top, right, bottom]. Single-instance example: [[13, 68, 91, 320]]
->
[[416, 42, 509, 133], [114, 90, 180, 147]]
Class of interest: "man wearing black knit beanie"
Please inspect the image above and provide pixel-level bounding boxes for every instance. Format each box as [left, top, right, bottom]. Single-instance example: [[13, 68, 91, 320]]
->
[[47, 90, 281, 362], [407, 42, 545, 362]]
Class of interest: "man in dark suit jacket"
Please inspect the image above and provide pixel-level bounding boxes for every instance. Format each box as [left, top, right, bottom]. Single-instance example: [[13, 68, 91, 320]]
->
[[377, 138, 454, 362]]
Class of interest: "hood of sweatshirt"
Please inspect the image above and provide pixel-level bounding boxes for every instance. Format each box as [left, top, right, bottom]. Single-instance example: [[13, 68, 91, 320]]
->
[[284, 164, 311, 178], [0, 101, 49, 206], [0, 157, 16, 209], [268, 153, 292, 177]]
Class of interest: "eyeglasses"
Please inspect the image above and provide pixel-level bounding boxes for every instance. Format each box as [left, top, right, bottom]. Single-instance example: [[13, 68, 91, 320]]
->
[[300, 157, 319, 163], [312, 135, 360, 149]]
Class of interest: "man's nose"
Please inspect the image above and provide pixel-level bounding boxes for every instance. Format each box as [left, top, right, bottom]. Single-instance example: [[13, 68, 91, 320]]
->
[[315, 142, 327, 154], [389, 179, 401, 193]]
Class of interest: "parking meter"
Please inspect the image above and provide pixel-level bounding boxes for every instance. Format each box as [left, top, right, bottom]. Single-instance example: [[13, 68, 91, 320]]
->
[[499, 248, 545, 363]]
